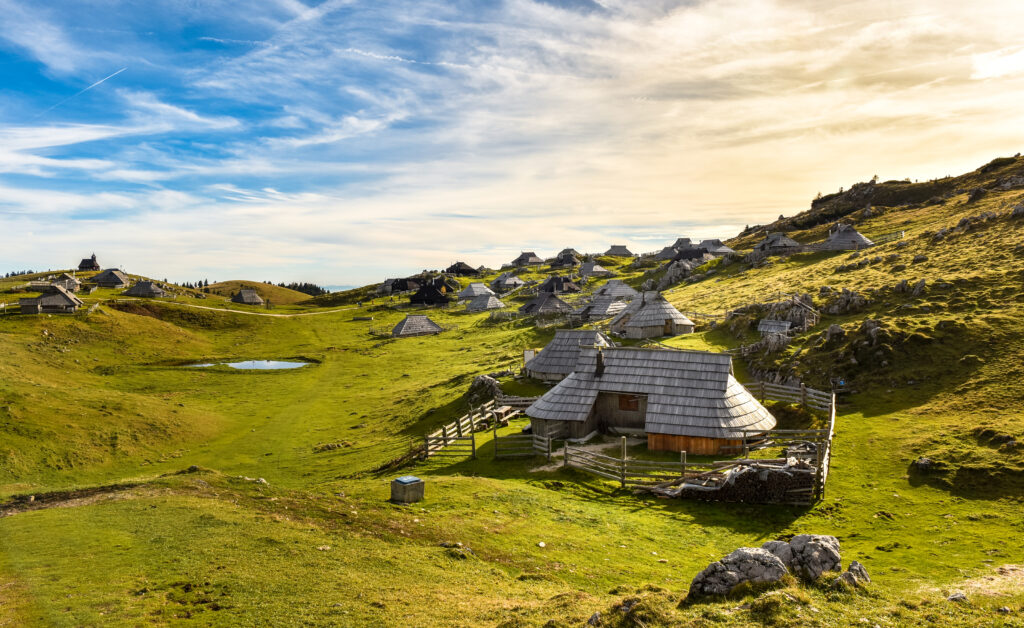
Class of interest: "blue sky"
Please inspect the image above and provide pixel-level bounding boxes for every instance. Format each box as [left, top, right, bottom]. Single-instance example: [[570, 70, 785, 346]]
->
[[3, 0, 1024, 285]]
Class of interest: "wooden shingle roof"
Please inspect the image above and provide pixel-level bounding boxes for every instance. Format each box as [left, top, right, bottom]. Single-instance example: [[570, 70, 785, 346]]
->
[[232, 288, 264, 305], [512, 251, 544, 266], [36, 285, 84, 308], [538, 275, 581, 294], [579, 261, 611, 277], [92, 268, 129, 286], [457, 283, 495, 299], [123, 281, 168, 298], [526, 347, 776, 438], [611, 292, 691, 330], [465, 295, 505, 312], [392, 315, 443, 337], [755, 233, 801, 251], [757, 319, 792, 334], [575, 295, 629, 320], [822, 223, 873, 250], [699, 239, 737, 256], [593, 279, 637, 300], [527, 329, 611, 378], [604, 245, 633, 256], [519, 292, 572, 315]]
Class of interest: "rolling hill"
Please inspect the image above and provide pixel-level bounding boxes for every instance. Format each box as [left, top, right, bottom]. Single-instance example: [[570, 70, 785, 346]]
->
[[205, 280, 313, 305]]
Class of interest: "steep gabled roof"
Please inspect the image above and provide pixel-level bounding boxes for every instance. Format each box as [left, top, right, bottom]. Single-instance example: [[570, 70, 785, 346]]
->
[[654, 246, 679, 260], [36, 285, 84, 308], [579, 261, 611, 277], [232, 288, 264, 305], [538, 275, 581, 294], [392, 315, 443, 337], [755, 232, 801, 251], [457, 282, 495, 299], [409, 284, 453, 304], [445, 261, 479, 276], [512, 251, 544, 265], [526, 347, 776, 438], [623, 293, 693, 330], [519, 292, 572, 315], [123, 281, 168, 298], [558, 248, 581, 257], [492, 273, 526, 290], [92, 268, 129, 286], [575, 295, 629, 320], [673, 237, 694, 249], [593, 279, 638, 300], [699, 239, 737, 256], [604, 245, 633, 256], [821, 223, 874, 250], [527, 329, 611, 378], [465, 294, 506, 312]]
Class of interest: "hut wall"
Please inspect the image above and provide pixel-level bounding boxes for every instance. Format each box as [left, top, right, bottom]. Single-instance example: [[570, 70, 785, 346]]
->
[[626, 325, 663, 339], [646, 433, 740, 455], [593, 392, 646, 430], [525, 368, 566, 382]]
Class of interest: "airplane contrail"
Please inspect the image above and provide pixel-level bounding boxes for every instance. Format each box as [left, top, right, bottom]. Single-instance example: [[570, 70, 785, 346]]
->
[[34, 67, 128, 118]]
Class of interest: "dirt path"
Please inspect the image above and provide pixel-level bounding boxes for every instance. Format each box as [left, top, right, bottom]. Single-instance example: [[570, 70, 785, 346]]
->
[[0, 483, 142, 518]]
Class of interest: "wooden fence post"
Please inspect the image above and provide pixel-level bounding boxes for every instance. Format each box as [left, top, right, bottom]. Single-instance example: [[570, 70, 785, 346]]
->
[[456, 414, 463, 437], [469, 412, 476, 434], [471, 431, 476, 459], [443, 425, 449, 447], [759, 381, 766, 403], [492, 419, 498, 459], [423, 435, 429, 460], [562, 442, 568, 468], [800, 383, 808, 408], [620, 436, 627, 488], [681, 450, 687, 479]]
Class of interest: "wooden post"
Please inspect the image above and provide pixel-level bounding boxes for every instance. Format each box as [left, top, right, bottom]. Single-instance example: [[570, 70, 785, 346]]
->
[[469, 412, 476, 434], [471, 431, 476, 459], [546, 435, 552, 462], [681, 450, 687, 479], [423, 435, 429, 460], [493, 419, 498, 459], [759, 381, 766, 403], [620, 436, 627, 488], [443, 425, 449, 447], [800, 383, 808, 408], [456, 415, 463, 437], [562, 441, 568, 468], [743, 438, 749, 458]]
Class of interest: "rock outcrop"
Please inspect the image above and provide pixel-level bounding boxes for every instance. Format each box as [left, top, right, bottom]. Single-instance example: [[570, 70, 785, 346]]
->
[[688, 548, 789, 597]]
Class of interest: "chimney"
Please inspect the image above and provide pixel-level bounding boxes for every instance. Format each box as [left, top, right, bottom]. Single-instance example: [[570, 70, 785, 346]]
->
[[595, 348, 605, 377]]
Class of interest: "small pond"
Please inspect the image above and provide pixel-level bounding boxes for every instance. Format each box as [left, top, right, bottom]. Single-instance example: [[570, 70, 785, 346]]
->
[[186, 360, 309, 370]]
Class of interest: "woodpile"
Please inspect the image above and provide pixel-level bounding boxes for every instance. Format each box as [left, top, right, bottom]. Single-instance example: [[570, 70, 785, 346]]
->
[[636, 457, 816, 505]]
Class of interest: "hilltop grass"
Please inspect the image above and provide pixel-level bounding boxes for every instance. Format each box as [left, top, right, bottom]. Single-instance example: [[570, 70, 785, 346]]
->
[[3, 165, 1024, 625]]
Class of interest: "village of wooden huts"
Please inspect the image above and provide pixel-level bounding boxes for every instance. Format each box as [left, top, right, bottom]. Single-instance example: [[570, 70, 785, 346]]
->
[[526, 347, 776, 454], [604, 245, 633, 257], [525, 329, 611, 381], [232, 288, 264, 305], [698, 239, 737, 256], [610, 291, 694, 338], [410, 276, 459, 305], [92, 268, 131, 289], [78, 253, 100, 272], [519, 292, 572, 316], [19, 285, 84, 314], [124, 281, 169, 298], [392, 314, 443, 337], [551, 250, 580, 268]]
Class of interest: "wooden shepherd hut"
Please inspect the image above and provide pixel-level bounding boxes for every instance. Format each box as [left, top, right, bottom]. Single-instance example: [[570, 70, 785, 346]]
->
[[538, 275, 581, 294], [753, 233, 802, 256], [518, 292, 572, 316], [511, 251, 544, 267], [757, 319, 792, 336], [445, 261, 479, 276], [19, 286, 84, 314], [526, 347, 776, 454], [575, 295, 629, 321], [579, 261, 612, 278], [593, 279, 638, 300], [392, 315, 444, 337], [123, 281, 168, 298], [92, 269, 130, 289], [610, 292, 694, 338], [525, 329, 611, 381], [465, 295, 505, 312], [604, 245, 633, 257], [821, 223, 874, 250], [232, 288, 265, 306], [457, 282, 495, 300], [491, 273, 526, 292], [698, 239, 737, 256], [53, 273, 81, 293], [78, 254, 100, 272]]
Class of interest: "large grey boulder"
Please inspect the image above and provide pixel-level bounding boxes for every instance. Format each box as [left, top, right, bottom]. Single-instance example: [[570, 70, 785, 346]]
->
[[788, 534, 842, 580], [688, 547, 788, 598]]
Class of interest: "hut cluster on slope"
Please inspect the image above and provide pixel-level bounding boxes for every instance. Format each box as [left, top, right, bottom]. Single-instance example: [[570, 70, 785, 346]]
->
[[748, 223, 875, 261]]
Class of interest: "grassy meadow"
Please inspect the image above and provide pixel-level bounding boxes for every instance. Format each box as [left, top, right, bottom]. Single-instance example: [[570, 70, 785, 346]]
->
[[2, 160, 1024, 626]]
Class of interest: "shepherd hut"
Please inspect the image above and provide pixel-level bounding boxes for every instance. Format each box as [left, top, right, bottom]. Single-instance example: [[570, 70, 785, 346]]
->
[[445, 261, 479, 276], [511, 251, 544, 266], [526, 347, 776, 454], [78, 254, 100, 272], [123, 281, 168, 298], [92, 269, 130, 289], [409, 284, 453, 305], [519, 292, 572, 316], [757, 319, 792, 336], [699, 239, 737, 256], [232, 288, 265, 306], [610, 292, 694, 338], [392, 315, 443, 337], [753, 233, 802, 256], [550, 251, 580, 268], [538, 275, 581, 294], [53, 273, 81, 293], [525, 329, 611, 381], [457, 283, 495, 300], [491, 273, 526, 292], [19, 286, 84, 314], [593, 279, 638, 300], [466, 295, 505, 312], [821, 223, 874, 250], [604, 245, 633, 257], [579, 261, 612, 278]]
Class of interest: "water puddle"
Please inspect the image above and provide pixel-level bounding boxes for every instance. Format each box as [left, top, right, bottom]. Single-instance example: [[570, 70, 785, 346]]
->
[[186, 360, 309, 370]]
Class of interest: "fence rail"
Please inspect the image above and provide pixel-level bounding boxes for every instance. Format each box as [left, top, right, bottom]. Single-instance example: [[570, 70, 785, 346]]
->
[[563, 438, 695, 487], [422, 400, 498, 459], [494, 394, 540, 409], [741, 381, 832, 413]]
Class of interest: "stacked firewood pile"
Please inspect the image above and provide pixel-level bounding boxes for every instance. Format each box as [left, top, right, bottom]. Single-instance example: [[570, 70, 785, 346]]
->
[[636, 457, 817, 505]]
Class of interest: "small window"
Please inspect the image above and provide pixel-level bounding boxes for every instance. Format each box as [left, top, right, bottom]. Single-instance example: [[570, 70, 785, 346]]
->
[[618, 394, 640, 411]]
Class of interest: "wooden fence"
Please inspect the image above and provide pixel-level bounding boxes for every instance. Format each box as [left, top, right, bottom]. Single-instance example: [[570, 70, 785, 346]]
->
[[494, 394, 540, 409], [422, 400, 497, 459], [564, 437, 695, 487], [742, 380, 833, 413]]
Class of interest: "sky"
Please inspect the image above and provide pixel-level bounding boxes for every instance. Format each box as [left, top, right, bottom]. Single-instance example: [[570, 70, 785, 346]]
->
[[3, 0, 1024, 286]]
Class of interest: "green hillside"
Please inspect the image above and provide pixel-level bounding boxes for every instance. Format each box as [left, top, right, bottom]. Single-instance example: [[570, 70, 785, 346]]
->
[[1, 157, 1023, 626], [205, 280, 313, 305]]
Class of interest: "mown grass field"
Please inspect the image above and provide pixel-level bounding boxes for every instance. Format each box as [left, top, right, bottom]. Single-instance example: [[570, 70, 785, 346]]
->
[[2, 161, 1024, 626]]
